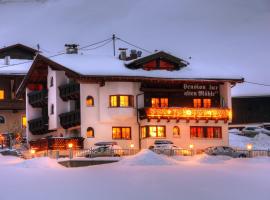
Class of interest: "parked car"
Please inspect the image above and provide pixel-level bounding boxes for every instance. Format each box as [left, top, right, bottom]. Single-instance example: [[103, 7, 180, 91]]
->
[[205, 146, 247, 158], [0, 149, 25, 158], [85, 142, 123, 158], [242, 126, 270, 136], [149, 140, 179, 153]]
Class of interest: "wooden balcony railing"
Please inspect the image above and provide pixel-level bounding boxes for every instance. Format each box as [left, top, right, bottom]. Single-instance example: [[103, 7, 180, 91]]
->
[[139, 107, 232, 121], [59, 82, 80, 101], [28, 90, 48, 108], [59, 110, 81, 129], [28, 117, 49, 135]]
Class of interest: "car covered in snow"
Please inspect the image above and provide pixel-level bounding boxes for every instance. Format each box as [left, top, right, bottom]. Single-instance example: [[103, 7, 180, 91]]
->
[[0, 149, 25, 159], [85, 142, 124, 158], [205, 146, 247, 158], [149, 140, 179, 154], [242, 126, 270, 137]]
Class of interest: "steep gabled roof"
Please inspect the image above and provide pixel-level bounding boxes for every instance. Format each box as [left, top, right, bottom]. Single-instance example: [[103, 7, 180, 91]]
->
[[0, 43, 39, 55], [125, 51, 189, 70]]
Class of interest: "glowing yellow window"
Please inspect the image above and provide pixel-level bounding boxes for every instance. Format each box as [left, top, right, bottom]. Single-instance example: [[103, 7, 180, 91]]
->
[[120, 95, 129, 107], [160, 98, 168, 107], [141, 127, 147, 138], [110, 96, 118, 107], [22, 116, 27, 128], [112, 127, 121, 139], [151, 98, 160, 107], [203, 99, 211, 108], [149, 126, 157, 137], [157, 126, 165, 137], [121, 127, 131, 139], [0, 90, 4, 100], [86, 96, 94, 106], [193, 99, 202, 108], [86, 127, 94, 138]]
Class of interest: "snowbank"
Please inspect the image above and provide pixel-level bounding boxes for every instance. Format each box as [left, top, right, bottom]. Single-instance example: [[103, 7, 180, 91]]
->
[[16, 157, 63, 169], [0, 154, 23, 166], [119, 149, 178, 166], [230, 133, 270, 150]]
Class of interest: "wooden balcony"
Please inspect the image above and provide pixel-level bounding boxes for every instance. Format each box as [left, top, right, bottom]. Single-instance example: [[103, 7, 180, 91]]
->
[[28, 90, 48, 108], [28, 117, 49, 135], [139, 107, 232, 121], [59, 82, 80, 101], [59, 110, 81, 129]]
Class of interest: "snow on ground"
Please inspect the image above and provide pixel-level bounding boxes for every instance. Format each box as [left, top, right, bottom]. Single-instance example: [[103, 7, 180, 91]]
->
[[15, 157, 64, 169], [119, 149, 178, 166], [229, 133, 270, 150], [1, 150, 270, 200]]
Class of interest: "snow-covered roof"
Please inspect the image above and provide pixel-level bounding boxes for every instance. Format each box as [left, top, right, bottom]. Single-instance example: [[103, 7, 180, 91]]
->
[[0, 59, 33, 75], [49, 52, 243, 81]]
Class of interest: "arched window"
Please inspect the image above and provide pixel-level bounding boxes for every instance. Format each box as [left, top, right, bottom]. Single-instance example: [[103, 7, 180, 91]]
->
[[86, 96, 94, 106], [86, 127, 94, 138], [50, 77, 54, 87], [50, 104, 54, 115], [173, 126, 180, 137], [0, 116, 5, 124]]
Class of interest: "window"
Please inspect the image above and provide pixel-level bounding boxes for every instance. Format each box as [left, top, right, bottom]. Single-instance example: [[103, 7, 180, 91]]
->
[[151, 97, 168, 107], [50, 104, 54, 115], [203, 99, 211, 108], [50, 77, 54, 87], [173, 126, 180, 137], [112, 127, 131, 139], [22, 116, 27, 128], [86, 127, 94, 138], [0, 90, 4, 100], [141, 126, 166, 138], [193, 99, 201, 108], [0, 116, 5, 124], [86, 96, 94, 106], [190, 126, 222, 139], [110, 95, 133, 107]]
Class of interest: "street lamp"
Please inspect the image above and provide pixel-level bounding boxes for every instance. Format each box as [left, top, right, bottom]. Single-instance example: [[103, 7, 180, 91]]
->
[[68, 143, 73, 159], [30, 149, 36, 158], [189, 144, 194, 156], [246, 144, 253, 158]]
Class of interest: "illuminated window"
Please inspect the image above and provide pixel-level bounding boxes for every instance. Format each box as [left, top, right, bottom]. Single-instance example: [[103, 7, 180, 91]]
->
[[0, 90, 4, 100], [86, 96, 94, 106], [203, 99, 211, 108], [141, 127, 147, 138], [120, 95, 129, 107], [110, 95, 133, 107], [112, 127, 131, 139], [110, 96, 117, 107], [86, 127, 94, 138], [190, 126, 222, 139], [50, 77, 54, 87], [160, 98, 168, 107], [151, 98, 168, 107], [151, 98, 160, 107], [173, 126, 180, 137], [144, 126, 165, 138], [22, 116, 27, 128], [0, 116, 5, 124], [193, 99, 202, 108]]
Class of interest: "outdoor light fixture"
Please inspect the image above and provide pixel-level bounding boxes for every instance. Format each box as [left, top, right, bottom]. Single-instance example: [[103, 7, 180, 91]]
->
[[130, 144, 134, 148], [189, 144, 194, 149], [246, 144, 253, 151], [68, 143, 73, 148], [30, 149, 36, 154]]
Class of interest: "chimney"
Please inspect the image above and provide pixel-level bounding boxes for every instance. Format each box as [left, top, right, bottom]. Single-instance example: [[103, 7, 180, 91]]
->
[[130, 49, 137, 60], [65, 44, 79, 54], [4, 56, 10, 65], [137, 51, 142, 58], [118, 48, 127, 60]]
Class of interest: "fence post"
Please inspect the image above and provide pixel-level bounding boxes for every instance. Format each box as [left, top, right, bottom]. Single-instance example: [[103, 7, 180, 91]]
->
[[248, 150, 252, 158], [56, 150, 59, 159], [69, 148, 73, 160], [268, 149, 270, 157]]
